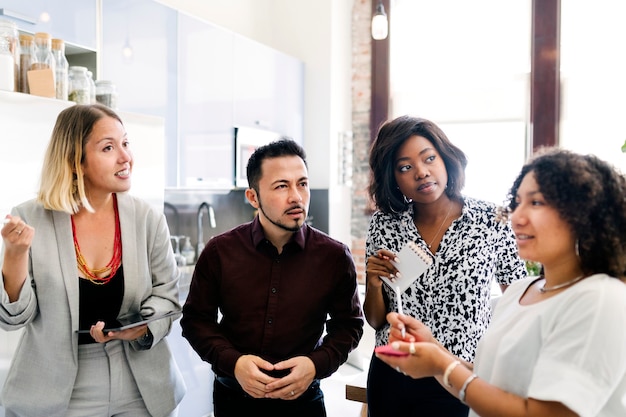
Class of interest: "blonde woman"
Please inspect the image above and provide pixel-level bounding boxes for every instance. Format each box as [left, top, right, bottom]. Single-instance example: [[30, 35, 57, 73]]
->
[[0, 104, 185, 417]]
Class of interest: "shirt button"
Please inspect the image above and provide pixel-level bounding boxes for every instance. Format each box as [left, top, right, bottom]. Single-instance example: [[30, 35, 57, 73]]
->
[[271, 288, 277, 294], [268, 319, 273, 324]]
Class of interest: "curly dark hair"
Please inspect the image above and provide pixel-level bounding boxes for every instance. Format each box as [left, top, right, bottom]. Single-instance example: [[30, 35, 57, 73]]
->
[[506, 147, 626, 278], [368, 115, 468, 214]]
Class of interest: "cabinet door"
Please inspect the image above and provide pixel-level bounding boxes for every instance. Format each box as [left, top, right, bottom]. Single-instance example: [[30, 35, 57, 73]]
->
[[100, 0, 178, 186], [232, 35, 276, 131], [0, 0, 97, 50], [232, 35, 304, 143], [178, 13, 234, 189], [273, 52, 304, 143]]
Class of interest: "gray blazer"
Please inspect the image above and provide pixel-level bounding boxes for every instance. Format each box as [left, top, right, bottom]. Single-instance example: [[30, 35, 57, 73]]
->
[[0, 193, 186, 417]]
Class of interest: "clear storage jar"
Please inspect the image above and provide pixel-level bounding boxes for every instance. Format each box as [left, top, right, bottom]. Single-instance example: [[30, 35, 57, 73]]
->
[[19, 34, 34, 93], [31, 32, 54, 71], [95, 80, 118, 109], [68, 66, 91, 104], [51, 38, 68, 100], [0, 19, 19, 91]]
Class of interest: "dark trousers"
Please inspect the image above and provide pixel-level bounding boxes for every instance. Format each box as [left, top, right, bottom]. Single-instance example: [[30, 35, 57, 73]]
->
[[213, 376, 327, 417], [367, 354, 469, 417]]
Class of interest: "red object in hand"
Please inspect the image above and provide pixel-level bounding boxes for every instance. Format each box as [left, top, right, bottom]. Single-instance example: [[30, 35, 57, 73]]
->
[[375, 344, 409, 357]]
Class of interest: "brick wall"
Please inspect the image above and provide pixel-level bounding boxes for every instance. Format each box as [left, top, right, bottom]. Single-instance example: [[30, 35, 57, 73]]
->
[[350, 0, 376, 284]]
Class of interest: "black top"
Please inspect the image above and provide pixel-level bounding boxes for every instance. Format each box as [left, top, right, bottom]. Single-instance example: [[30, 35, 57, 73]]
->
[[78, 265, 124, 344]]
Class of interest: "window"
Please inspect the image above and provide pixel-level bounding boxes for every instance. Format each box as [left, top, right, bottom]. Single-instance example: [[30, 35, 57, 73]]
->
[[390, 0, 531, 204]]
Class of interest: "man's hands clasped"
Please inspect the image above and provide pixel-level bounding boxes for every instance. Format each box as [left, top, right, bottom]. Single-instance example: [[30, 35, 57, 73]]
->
[[234, 354, 316, 400]]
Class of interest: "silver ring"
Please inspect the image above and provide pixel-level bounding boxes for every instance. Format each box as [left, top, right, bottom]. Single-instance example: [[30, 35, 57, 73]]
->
[[15, 229, 22, 235], [409, 342, 416, 355], [290, 390, 295, 396]]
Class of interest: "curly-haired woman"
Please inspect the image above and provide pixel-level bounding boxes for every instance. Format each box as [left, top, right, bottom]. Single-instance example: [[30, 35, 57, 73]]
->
[[378, 147, 626, 417]]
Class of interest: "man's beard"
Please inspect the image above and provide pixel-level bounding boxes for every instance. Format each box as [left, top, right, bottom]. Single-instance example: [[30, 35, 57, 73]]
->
[[258, 200, 305, 233]]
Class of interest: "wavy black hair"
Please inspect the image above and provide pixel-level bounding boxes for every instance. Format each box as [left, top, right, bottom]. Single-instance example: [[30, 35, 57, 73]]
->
[[246, 137, 307, 192], [506, 147, 626, 278], [368, 115, 467, 215]]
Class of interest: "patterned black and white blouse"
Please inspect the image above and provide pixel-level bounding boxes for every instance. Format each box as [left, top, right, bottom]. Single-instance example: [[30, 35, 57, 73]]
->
[[366, 196, 526, 362]]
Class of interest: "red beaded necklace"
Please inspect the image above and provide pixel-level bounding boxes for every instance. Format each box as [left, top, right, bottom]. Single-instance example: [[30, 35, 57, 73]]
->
[[71, 195, 122, 285]]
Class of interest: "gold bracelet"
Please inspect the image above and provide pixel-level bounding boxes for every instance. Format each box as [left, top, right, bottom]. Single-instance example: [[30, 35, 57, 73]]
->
[[459, 374, 478, 404], [443, 360, 461, 388]]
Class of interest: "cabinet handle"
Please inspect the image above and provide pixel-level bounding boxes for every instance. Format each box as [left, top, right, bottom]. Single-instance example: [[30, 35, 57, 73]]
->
[[0, 8, 37, 25]]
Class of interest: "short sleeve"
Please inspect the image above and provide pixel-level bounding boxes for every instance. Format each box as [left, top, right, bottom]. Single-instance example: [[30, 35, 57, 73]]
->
[[527, 280, 626, 416]]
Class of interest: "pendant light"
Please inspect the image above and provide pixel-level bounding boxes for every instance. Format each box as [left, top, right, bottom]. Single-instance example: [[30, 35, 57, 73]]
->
[[371, 1, 388, 40]]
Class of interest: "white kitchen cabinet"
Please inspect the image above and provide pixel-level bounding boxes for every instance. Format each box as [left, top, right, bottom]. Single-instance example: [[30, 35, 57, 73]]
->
[[100, 0, 304, 189], [0, 0, 97, 50], [178, 12, 235, 189], [100, 0, 178, 186], [233, 35, 304, 142]]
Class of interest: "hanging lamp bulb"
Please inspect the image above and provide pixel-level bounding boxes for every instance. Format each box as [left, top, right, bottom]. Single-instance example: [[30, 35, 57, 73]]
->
[[371, 1, 388, 40]]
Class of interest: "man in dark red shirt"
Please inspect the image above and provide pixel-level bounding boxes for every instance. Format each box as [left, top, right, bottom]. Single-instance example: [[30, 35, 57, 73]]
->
[[181, 138, 364, 417]]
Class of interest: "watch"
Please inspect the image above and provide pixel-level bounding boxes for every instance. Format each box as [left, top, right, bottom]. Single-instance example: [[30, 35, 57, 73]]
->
[[136, 329, 153, 347]]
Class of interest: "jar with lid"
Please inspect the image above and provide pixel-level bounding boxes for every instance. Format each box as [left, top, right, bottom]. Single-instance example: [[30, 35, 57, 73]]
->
[[0, 19, 19, 91], [86, 70, 96, 104], [18, 34, 33, 93], [95, 80, 118, 109], [68, 66, 90, 104], [0, 36, 14, 91], [31, 32, 55, 72], [51, 38, 68, 100]]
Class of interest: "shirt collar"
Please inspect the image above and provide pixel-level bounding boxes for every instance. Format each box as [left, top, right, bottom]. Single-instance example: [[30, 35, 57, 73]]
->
[[251, 215, 307, 250]]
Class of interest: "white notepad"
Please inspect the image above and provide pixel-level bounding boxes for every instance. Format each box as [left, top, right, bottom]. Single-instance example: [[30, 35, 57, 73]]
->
[[381, 241, 434, 293]]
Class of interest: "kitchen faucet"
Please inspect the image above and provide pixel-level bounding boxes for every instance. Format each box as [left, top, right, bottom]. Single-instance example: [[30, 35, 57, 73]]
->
[[196, 202, 216, 258]]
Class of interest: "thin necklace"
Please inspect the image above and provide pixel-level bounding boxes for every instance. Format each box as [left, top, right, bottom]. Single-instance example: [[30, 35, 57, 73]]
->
[[539, 275, 585, 293], [421, 201, 453, 249]]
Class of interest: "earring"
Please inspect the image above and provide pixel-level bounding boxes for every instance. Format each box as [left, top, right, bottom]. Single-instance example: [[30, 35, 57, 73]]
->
[[575, 239, 580, 258], [403, 194, 412, 204]]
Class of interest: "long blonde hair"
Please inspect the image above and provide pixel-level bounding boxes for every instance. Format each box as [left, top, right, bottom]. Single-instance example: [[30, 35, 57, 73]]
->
[[37, 104, 123, 214]]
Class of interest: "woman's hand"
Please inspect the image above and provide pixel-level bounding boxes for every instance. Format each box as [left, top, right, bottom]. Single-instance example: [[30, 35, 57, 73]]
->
[[365, 249, 398, 290], [375, 339, 451, 379], [387, 312, 437, 344], [364, 249, 399, 329], [89, 321, 148, 343], [1, 216, 33, 254], [2, 216, 35, 302]]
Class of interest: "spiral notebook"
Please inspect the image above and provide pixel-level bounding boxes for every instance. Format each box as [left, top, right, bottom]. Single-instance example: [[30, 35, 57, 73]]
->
[[381, 242, 434, 293]]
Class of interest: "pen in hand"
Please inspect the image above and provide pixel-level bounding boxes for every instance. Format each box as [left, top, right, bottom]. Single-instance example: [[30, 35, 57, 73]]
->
[[396, 286, 406, 339]]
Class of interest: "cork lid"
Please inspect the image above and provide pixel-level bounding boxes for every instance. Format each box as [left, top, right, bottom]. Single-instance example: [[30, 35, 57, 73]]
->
[[51, 38, 64, 50], [34, 32, 51, 46], [34, 32, 51, 40], [19, 33, 34, 43]]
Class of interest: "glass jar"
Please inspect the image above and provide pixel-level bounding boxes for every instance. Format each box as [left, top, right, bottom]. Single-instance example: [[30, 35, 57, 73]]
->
[[0, 36, 14, 91], [0, 19, 19, 91], [86, 70, 96, 104], [95, 80, 118, 109], [68, 66, 90, 104], [18, 34, 33, 93], [51, 38, 68, 100], [31, 32, 55, 72]]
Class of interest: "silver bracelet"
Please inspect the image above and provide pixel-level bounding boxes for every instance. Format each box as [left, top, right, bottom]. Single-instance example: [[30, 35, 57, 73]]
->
[[459, 373, 478, 404], [443, 360, 461, 388]]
